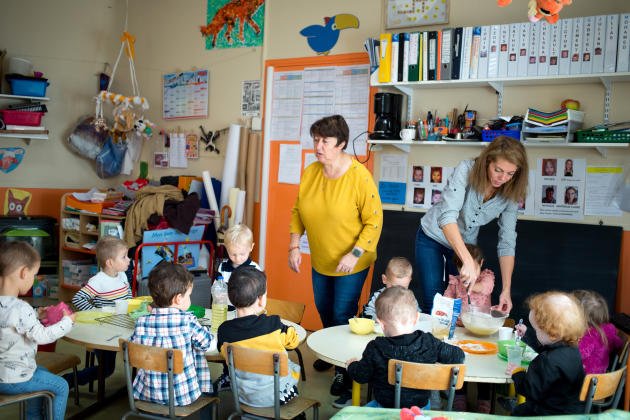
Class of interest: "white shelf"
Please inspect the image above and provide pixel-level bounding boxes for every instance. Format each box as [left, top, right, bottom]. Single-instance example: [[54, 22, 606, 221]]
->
[[368, 139, 628, 156], [0, 131, 49, 144], [0, 93, 49, 101]]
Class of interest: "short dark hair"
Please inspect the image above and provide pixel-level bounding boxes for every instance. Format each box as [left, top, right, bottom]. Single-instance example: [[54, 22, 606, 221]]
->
[[148, 262, 193, 308], [228, 266, 266, 308], [453, 244, 484, 270], [0, 241, 40, 277], [310, 115, 349, 150]]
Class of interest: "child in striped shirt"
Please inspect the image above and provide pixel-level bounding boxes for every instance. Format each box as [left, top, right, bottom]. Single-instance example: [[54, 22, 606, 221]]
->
[[68, 236, 131, 387]]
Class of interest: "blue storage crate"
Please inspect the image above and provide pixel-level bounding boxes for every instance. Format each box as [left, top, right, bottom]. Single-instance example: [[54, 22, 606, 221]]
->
[[7, 76, 49, 97], [481, 130, 521, 142]]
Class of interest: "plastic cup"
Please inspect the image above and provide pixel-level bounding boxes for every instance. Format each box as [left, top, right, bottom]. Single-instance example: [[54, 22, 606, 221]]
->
[[115, 300, 129, 315], [506, 345, 523, 374], [431, 316, 450, 340], [498, 326, 514, 341]]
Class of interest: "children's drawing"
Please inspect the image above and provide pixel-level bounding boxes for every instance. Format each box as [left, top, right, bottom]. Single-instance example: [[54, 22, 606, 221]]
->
[[0, 147, 25, 173], [300, 14, 360, 55], [201, 0, 265, 49], [386, 0, 448, 29], [3, 188, 32, 216]]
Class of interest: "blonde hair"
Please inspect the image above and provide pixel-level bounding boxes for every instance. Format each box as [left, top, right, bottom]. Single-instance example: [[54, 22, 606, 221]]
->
[[0, 241, 40, 277], [224, 224, 254, 248], [469, 136, 529, 202], [375, 286, 418, 324], [572, 290, 610, 346], [527, 291, 586, 346], [95, 236, 128, 268], [385, 257, 413, 279]]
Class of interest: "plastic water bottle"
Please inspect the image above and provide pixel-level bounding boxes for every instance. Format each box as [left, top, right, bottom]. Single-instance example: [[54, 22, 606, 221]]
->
[[210, 274, 228, 333]]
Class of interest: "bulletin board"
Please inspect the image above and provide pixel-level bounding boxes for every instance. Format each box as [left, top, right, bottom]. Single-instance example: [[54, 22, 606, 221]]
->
[[260, 53, 376, 330]]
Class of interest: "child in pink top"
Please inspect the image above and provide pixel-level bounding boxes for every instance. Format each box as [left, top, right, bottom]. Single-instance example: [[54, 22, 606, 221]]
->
[[444, 243, 495, 326], [573, 290, 624, 374]]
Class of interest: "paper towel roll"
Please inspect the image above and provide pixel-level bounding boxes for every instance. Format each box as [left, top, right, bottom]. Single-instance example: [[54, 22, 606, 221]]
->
[[202, 170, 220, 231], [228, 187, 240, 227], [221, 124, 242, 208]]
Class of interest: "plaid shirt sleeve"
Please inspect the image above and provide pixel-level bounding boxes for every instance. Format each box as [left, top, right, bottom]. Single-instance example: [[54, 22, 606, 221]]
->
[[130, 308, 214, 406]]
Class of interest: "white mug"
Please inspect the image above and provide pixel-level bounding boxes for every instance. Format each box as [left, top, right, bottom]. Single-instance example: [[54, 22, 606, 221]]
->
[[400, 128, 415, 141], [498, 326, 514, 341], [115, 300, 129, 315]]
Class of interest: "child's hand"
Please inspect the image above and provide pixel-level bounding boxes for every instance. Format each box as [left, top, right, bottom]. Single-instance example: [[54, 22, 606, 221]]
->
[[515, 323, 527, 338], [37, 306, 48, 319], [62, 308, 76, 323], [345, 357, 358, 368]]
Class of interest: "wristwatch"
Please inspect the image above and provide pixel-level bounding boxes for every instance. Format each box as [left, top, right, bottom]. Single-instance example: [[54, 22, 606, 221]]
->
[[351, 248, 362, 258]]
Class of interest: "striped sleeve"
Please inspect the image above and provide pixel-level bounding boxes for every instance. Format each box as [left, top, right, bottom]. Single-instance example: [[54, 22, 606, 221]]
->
[[72, 286, 97, 310]]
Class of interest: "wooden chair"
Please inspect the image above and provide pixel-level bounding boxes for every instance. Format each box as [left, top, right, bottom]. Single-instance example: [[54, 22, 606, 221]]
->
[[119, 339, 220, 419], [223, 344, 320, 419], [35, 351, 81, 405], [610, 336, 629, 372], [265, 297, 307, 381], [387, 360, 466, 410], [0, 391, 53, 419], [579, 366, 627, 413]]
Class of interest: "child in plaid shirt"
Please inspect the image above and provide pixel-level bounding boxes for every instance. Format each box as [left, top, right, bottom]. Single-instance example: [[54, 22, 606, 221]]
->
[[130, 262, 215, 406]]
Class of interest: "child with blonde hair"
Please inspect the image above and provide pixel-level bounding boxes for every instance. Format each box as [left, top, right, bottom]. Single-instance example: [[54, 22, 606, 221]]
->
[[347, 286, 464, 408], [217, 224, 260, 283], [0, 242, 75, 420], [510, 291, 587, 416], [361, 257, 418, 319], [572, 290, 623, 374]]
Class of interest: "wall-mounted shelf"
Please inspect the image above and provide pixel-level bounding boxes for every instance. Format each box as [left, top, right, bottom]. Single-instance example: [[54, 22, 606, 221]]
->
[[368, 138, 629, 157], [0, 93, 50, 101], [0, 94, 50, 144], [371, 72, 630, 124]]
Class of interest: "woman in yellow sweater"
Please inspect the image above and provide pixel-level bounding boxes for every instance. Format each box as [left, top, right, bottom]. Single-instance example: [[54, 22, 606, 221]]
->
[[288, 115, 383, 406]]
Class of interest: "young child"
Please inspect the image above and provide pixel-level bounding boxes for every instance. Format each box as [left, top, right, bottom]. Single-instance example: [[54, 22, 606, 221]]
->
[[347, 286, 464, 409], [510, 291, 587, 416], [130, 262, 214, 407], [0, 242, 75, 420], [217, 266, 301, 408], [217, 224, 261, 283], [444, 243, 495, 325], [69, 236, 131, 386], [361, 257, 418, 320], [444, 244, 495, 412], [573, 290, 624, 374]]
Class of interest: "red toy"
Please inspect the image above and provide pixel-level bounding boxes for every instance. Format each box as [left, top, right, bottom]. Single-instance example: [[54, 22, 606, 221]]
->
[[40, 302, 73, 326], [497, 0, 572, 24]]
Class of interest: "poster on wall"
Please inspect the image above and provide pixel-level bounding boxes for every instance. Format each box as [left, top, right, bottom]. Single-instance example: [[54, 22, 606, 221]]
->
[[406, 164, 453, 209], [241, 80, 261, 117], [534, 157, 586, 220], [201, 0, 265, 50], [163, 70, 209, 119], [386, 0, 449, 29]]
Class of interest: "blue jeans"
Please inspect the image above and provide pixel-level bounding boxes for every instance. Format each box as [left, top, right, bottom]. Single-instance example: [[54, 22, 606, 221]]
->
[[0, 366, 69, 420], [74, 350, 116, 386], [414, 228, 457, 314], [312, 267, 369, 328]]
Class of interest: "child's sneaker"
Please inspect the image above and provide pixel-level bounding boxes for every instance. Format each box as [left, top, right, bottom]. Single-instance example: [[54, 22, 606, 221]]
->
[[330, 371, 346, 396], [497, 396, 516, 413], [213, 372, 231, 394], [453, 394, 467, 411], [477, 399, 491, 414], [332, 390, 352, 408]]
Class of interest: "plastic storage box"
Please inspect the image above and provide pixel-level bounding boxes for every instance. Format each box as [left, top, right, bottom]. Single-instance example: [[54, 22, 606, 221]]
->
[[575, 129, 630, 143], [481, 130, 521, 142], [5, 74, 49, 97], [0, 109, 45, 126]]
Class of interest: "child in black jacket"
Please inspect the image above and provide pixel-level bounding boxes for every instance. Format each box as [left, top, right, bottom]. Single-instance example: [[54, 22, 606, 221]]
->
[[346, 286, 464, 408], [511, 291, 587, 416]]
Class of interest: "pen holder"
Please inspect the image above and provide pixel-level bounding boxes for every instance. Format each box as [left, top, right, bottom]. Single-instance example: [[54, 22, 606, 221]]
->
[[427, 133, 440, 141]]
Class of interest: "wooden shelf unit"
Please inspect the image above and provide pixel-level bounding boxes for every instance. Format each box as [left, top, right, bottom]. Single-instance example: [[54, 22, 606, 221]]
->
[[59, 193, 125, 290]]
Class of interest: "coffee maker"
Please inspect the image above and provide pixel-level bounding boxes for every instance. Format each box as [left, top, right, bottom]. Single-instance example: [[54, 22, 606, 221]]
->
[[369, 92, 403, 140]]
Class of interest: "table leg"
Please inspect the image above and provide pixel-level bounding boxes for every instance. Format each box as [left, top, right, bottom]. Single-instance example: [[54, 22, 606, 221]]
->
[[97, 355, 105, 402], [352, 381, 361, 406]]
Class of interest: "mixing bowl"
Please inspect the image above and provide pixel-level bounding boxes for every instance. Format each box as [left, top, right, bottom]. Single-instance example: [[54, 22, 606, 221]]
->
[[349, 317, 375, 335], [461, 305, 508, 336]]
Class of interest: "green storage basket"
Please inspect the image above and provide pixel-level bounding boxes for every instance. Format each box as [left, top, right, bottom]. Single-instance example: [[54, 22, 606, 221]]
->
[[575, 129, 630, 143]]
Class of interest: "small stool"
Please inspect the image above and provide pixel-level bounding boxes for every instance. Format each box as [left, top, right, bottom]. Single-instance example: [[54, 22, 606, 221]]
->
[[36, 352, 81, 405], [0, 391, 54, 419]]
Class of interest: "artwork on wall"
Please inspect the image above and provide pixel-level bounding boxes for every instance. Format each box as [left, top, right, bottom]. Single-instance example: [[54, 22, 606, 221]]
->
[[163, 70, 209, 119], [300, 14, 360, 55], [3, 188, 31, 216], [200, 0, 265, 49], [386, 0, 449, 29], [0, 147, 25, 173]]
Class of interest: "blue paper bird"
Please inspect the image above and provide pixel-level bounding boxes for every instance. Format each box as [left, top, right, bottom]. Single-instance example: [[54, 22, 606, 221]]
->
[[300, 14, 359, 55]]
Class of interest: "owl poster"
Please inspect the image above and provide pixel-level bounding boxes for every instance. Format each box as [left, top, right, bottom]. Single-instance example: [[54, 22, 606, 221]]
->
[[3, 188, 32, 216], [200, 0, 265, 49]]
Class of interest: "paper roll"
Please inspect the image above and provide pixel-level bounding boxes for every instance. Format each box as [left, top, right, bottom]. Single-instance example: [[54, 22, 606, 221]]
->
[[202, 170, 220, 231], [235, 190, 246, 225], [221, 124, 242, 208], [228, 187, 240, 227]]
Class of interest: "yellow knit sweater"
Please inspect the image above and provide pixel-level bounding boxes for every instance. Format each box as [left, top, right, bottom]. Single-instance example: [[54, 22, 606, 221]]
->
[[290, 159, 383, 276]]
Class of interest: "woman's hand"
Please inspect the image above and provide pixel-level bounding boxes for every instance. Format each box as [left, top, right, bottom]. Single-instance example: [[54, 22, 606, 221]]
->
[[336, 253, 359, 274], [459, 259, 481, 291], [288, 247, 302, 273], [498, 289, 513, 313]]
